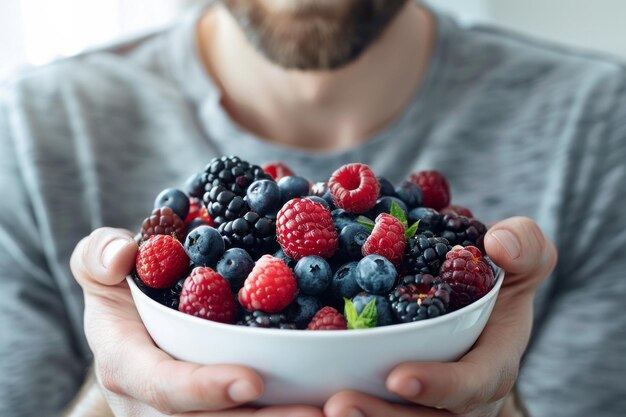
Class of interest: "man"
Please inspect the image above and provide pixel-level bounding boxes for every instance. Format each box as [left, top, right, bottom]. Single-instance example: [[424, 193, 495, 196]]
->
[[1, 0, 625, 416]]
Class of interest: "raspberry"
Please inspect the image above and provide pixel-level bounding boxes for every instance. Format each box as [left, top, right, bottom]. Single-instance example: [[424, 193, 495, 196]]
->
[[276, 198, 338, 260], [239, 311, 296, 329], [136, 234, 190, 288], [389, 274, 452, 322], [262, 162, 295, 181], [440, 214, 487, 252], [329, 163, 379, 213], [238, 255, 298, 313], [362, 213, 405, 267], [219, 211, 278, 258], [404, 232, 452, 275], [307, 306, 347, 330], [178, 267, 237, 323], [140, 207, 186, 243], [440, 205, 474, 219], [440, 245, 495, 310], [409, 170, 450, 211], [185, 199, 214, 226]]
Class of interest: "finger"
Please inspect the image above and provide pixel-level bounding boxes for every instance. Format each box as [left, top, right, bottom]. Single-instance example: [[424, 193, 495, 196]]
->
[[484, 216, 557, 290], [324, 391, 448, 417], [181, 405, 324, 417], [70, 227, 137, 290], [385, 218, 557, 413]]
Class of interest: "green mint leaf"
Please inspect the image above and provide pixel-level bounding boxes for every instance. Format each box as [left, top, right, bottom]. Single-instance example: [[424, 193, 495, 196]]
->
[[405, 220, 420, 239], [390, 201, 408, 229], [344, 298, 359, 328], [356, 216, 375, 231], [346, 298, 378, 329], [359, 299, 378, 328]]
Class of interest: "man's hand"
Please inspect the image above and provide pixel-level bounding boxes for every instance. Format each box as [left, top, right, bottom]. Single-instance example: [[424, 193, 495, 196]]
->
[[70, 227, 323, 417], [323, 217, 557, 417]]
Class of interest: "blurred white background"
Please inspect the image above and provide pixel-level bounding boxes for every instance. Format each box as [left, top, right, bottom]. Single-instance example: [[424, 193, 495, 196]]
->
[[1, 0, 625, 76]]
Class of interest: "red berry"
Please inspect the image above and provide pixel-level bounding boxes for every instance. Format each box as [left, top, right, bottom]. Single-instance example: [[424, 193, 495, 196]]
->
[[185, 199, 215, 226], [239, 255, 297, 313], [179, 267, 237, 323], [136, 235, 189, 288], [140, 206, 186, 242], [329, 163, 379, 213], [440, 245, 495, 311], [307, 307, 347, 330], [409, 170, 450, 211], [262, 162, 295, 181], [440, 205, 474, 218], [276, 198, 338, 260], [362, 213, 406, 267]]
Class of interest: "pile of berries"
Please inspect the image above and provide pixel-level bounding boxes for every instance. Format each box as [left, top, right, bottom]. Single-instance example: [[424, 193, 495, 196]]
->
[[132, 156, 496, 330]]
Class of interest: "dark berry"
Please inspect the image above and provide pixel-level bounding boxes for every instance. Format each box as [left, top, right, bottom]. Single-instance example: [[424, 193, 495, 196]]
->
[[404, 232, 452, 275], [184, 173, 205, 199], [377, 177, 397, 197], [278, 176, 311, 203], [395, 181, 423, 210], [238, 310, 296, 329], [408, 207, 444, 234], [352, 292, 394, 326], [338, 223, 370, 261], [201, 156, 271, 196], [154, 188, 190, 221], [219, 211, 278, 258], [356, 255, 397, 295], [186, 218, 210, 234], [246, 180, 281, 216], [294, 256, 332, 295], [206, 186, 249, 227], [331, 209, 357, 231], [274, 248, 297, 269], [321, 188, 337, 210], [368, 197, 408, 220], [217, 248, 255, 291], [140, 207, 186, 243], [184, 226, 225, 267], [163, 277, 186, 310], [287, 295, 322, 329], [306, 196, 330, 210], [389, 274, 452, 322], [440, 214, 487, 252], [330, 261, 361, 300]]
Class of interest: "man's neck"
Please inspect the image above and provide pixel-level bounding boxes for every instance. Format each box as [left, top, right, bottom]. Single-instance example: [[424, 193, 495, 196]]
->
[[197, 2, 435, 152]]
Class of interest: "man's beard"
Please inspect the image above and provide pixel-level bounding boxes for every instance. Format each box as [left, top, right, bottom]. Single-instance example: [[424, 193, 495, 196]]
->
[[220, 0, 409, 70]]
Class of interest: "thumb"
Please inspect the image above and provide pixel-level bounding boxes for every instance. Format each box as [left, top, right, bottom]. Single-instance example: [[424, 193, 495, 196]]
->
[[484, 216, 557, 289], [70, 227, 138, 291]]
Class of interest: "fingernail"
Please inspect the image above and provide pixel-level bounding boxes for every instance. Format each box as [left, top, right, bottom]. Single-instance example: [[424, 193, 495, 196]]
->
[[344, 409, 365, 417], [491, 229, 521, 260], [394, 378, 421, 398], [228, 380, 260, 402], [102, 238, 130, 269]]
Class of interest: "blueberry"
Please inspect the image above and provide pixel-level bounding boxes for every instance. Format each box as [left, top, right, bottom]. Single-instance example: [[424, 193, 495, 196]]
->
[[352, 292, 394, 326], [186, 218, 209, 234], [409, 207, 443, 233], [377, 177, 397, 197], [184, 173, 205, 199], [274, 248, 297, 269], [294, 256, 332, 295], [184, 226, 225, 267], [330, 261, 361, 300], [356, 255, 397, 294], [287, 295, 322, 329], [395, 181, 423, 210], [154, 188, 190, 220], [368, 197, 408, 219], [278, 176, 311, 203], [331, 209, 357, 231], [321, 188, 337, 210], [246, 179, 281, 216], [338, 223, 370, 261], [217, 248, 254, 291], [306, 195, 330, 209]]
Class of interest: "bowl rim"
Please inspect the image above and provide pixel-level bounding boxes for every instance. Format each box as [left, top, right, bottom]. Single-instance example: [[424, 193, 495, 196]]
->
[[127, 266, 504, 338]]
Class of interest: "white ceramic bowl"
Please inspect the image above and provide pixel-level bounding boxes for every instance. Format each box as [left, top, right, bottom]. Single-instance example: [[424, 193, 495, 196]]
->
[[127, 267, 504, 406]]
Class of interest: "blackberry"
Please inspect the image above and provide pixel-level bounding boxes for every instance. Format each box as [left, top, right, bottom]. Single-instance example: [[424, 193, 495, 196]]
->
[[205, 185, 249, 227], [202, 156, 272, 225], [140, 207, 186, 243], [404, 232, 452, 275], [389, 274, 452, 323], [163, 277, 186, 310], [440, 214, 487, 252], [218, 211, 277, 258], [239, 310, 296, 329]]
